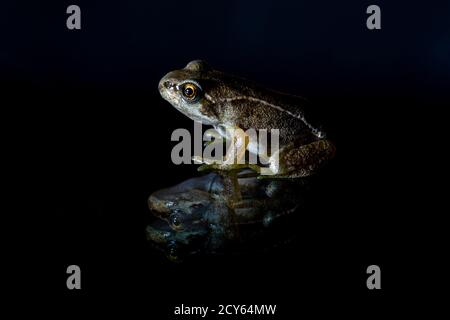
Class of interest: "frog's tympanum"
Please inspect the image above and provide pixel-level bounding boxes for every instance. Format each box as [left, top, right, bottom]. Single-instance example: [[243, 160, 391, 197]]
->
[[159, 60, 335, 178]]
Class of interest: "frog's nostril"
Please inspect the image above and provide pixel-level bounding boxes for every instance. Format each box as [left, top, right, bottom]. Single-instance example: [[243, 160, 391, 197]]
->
[[163, 81, 172, 89]]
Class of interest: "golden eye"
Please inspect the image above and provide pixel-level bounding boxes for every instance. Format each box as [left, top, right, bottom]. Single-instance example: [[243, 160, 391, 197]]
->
[[182, 83, 198, 100]]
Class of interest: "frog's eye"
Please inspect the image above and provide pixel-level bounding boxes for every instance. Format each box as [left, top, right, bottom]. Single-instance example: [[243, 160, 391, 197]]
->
[[181, 82, 200, 101], [169, 213, 183, 230]]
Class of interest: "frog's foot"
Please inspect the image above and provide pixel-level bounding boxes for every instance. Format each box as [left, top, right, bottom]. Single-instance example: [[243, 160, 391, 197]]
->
[[198, 163, 262, 175], [257, 172, 305, 180], [258, 139, 336, 179], [251, 165, 298, 180], [192, 155, 221, 165]]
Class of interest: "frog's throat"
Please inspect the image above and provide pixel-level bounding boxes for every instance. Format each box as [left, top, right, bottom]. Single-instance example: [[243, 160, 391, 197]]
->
[[203, 95, 325, 139]]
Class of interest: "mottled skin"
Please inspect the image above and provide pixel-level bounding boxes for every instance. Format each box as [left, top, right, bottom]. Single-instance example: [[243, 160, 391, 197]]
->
[[159, 60, 335, 178]]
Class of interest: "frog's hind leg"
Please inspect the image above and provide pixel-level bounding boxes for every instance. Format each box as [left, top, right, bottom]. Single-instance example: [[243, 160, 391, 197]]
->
[[260, 139, 336, 179]]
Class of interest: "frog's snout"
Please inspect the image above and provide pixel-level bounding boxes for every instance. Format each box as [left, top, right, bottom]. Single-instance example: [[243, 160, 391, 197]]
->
[[158, 77, 173, 96], [158, 74, 180, 103], [148, 193, 171, 219]]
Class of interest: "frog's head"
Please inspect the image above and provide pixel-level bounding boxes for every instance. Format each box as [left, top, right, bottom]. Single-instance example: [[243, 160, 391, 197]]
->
[[148, 187, 211, 231], [158, 60, 226, 125], [146, 220, 209, 262]]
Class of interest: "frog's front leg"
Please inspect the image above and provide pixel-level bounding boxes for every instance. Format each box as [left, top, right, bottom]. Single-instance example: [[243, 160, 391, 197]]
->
[[262, 139, 335, 179], [192, 128, 226, 164], [197, 127, 259, 173]]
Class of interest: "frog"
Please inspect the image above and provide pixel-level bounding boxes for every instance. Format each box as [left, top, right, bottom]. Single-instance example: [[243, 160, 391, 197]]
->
[[146, 174, 236, 261], [152, 176, 238, 242], [146, 219, 209, 262], [146, 173, 304, 261], [148, 172, 293, 231], [158, 60, 335, 178]]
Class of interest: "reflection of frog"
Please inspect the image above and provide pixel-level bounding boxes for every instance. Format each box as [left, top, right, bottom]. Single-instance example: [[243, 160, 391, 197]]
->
[[146, 173, 303, 261], [146, 220, 208, 262], [148, 173, 224, 231], [148, 172, 296, 230], [159, 60, 335, 178], [148, 173, 235, 250]]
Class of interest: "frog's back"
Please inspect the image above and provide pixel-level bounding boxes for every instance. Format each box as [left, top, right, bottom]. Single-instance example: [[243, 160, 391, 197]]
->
[[207, 70, 325, 144]]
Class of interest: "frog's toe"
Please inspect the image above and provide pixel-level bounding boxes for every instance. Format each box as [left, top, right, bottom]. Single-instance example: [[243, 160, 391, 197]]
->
[[198, 163, 263, 175], [198, 163, 229, 172], [257, 174, 294, 180], [192, 155, 204, 164], [197, 164, 215, 172], [193, 156, 222, 165]]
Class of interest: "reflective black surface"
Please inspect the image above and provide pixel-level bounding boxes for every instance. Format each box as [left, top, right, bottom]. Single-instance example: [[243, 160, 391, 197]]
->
[[4, 0, 448, 317]]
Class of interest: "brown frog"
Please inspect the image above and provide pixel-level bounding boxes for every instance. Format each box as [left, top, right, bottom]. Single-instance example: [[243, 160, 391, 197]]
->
[[159, 60, 335, 178]]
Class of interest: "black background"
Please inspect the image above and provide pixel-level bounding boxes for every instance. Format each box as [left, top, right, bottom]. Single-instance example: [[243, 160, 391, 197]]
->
[[3, 0, 448, 317]]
